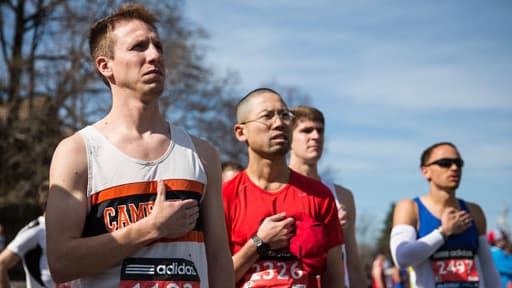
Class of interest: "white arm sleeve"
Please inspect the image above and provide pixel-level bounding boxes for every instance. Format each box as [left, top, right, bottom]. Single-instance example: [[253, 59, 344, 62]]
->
[[390, 224, 445, 268], [476, 235, 501, 287]]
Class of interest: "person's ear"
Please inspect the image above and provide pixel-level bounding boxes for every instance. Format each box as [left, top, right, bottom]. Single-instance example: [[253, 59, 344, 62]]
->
[[96, 56, 113, 79], [234, 124, 247, 142], [421, 166, 431, 181]]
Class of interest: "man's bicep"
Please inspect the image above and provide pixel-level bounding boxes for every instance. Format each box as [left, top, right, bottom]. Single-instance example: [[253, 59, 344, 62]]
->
[[393, 199, 417, 227], [47, 135, 89, 240], [326, 245, 344, 266], [467, 202, 487, 235]]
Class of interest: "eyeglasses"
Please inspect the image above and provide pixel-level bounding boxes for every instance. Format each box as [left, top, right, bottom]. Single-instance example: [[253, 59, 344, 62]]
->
[[239, 110, 295, 126], [424, 158, 464, 168]]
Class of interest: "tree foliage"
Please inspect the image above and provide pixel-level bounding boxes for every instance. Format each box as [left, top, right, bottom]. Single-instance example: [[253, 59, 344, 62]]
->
[[375, 202, 396, 257]]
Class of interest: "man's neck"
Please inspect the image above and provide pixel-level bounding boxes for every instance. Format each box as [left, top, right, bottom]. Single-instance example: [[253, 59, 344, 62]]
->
[[246, 156, 290, 192], [289, 157, 320, 180], [104, 95, 165, 132], [425, 186, 459, 208]]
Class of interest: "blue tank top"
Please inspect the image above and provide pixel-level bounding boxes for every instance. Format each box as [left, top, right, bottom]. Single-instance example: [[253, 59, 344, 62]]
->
[[414, 197, 480, 287]]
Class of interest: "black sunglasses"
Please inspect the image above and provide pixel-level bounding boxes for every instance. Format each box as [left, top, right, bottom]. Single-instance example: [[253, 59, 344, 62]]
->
[[424, 158, 464, 168]]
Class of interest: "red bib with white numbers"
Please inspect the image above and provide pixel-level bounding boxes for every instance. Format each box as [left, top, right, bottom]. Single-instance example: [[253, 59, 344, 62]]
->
[[431, 249, 479, 287], [240, 259, 315, 288]]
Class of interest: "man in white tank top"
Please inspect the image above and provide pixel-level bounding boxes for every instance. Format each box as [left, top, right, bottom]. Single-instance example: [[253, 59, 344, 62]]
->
[[45, 3, 234, 287], [289, 105, 368, 287]]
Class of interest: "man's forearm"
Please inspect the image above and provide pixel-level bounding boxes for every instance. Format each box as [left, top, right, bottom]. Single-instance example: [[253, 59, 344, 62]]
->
[[0, 269, 11, 288], [0, 250, 18, 288], [390, 224, 445, 268], [348, 261, 368, 286], [344, 225, 368, 286], [322, 245, 345, 288], [208, 256, 235, 287], [232, 240, 259, 281], [48, 218, 155, 282]]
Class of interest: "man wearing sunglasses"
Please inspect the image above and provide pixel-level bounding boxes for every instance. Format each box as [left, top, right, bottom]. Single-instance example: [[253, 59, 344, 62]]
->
[[222, 88, 345, 287], [390, 142, 500, 287]]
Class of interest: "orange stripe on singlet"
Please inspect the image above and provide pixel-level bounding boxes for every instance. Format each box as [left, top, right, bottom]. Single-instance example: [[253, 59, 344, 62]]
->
[[90, 179, 205, 205], [155, 231, 205, 244]]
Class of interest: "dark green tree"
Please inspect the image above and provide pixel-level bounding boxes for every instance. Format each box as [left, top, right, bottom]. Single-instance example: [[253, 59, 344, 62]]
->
[[375, 202, 396, 257]]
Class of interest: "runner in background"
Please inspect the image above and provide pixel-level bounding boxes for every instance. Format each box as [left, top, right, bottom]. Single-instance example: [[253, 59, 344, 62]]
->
[[222, 161, 243, 183], [289, 105, 367, 287], [390, 142, 500, 287], [487, 228, 512, 287], [0, 180, 77, 287]]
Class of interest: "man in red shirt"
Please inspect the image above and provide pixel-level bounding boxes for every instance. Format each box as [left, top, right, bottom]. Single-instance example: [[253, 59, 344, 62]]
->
[[222, 88, 345, 287]]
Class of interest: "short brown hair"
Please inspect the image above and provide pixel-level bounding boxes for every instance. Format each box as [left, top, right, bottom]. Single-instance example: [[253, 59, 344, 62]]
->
[[290, 105, 325, 129], [88, 3, 159, 85]]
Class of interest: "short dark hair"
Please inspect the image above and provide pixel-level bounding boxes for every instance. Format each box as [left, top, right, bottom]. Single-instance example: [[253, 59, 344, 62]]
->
[[420, 142, 459, 167], [235, 87, 283, 123], [89, 3, 159, 86], [290, 105, 325, 129]]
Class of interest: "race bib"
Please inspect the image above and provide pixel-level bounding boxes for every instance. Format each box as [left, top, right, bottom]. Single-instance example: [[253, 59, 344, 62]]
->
[[241, 259, 310, 288], [120, 258, 200, 288], [431, 249, 479, 288]]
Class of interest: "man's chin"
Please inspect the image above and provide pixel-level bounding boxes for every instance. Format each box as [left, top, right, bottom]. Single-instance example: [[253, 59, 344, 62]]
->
[[440, 183, 460, 193], [308, 153, 322, 162], [141, 85, 164, 99], [272, 144, 290, 156]]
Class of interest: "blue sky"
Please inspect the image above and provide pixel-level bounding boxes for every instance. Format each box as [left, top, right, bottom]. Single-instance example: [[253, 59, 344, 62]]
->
[[183, 1, 512, 243]]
